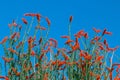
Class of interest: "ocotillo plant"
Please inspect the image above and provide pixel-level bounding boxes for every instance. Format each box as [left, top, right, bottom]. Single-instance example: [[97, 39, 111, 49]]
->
[[0, 13, 120, 80]]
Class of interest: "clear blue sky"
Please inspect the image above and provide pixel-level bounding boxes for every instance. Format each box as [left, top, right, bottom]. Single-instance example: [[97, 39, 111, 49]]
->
[[0, 0, 120, 45], [0, 0, 120, 77]]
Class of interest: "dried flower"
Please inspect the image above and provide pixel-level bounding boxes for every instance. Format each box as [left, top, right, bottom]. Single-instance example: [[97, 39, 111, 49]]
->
[[69, 16, 73, 22], [46, 17, 51, 26], [22, 18, 28, 24]]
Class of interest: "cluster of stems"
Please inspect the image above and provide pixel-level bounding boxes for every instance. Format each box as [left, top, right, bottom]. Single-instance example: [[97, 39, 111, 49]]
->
[[0, 13, 120, 80]]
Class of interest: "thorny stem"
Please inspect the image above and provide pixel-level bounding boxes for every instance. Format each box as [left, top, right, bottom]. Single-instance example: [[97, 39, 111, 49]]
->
[[110, 51, 115, 68], [34, 56, 35, 72], [68, 23, 71, 38], [45, 25, 50, 40], [22, 17, 34, 42], [100, 51, 108, 77], [80, 38, 87, 50]]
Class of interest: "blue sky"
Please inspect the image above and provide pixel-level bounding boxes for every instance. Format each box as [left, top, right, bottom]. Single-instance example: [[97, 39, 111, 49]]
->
[[0, 0, 120, 77], [0, 0, 120, 45]]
